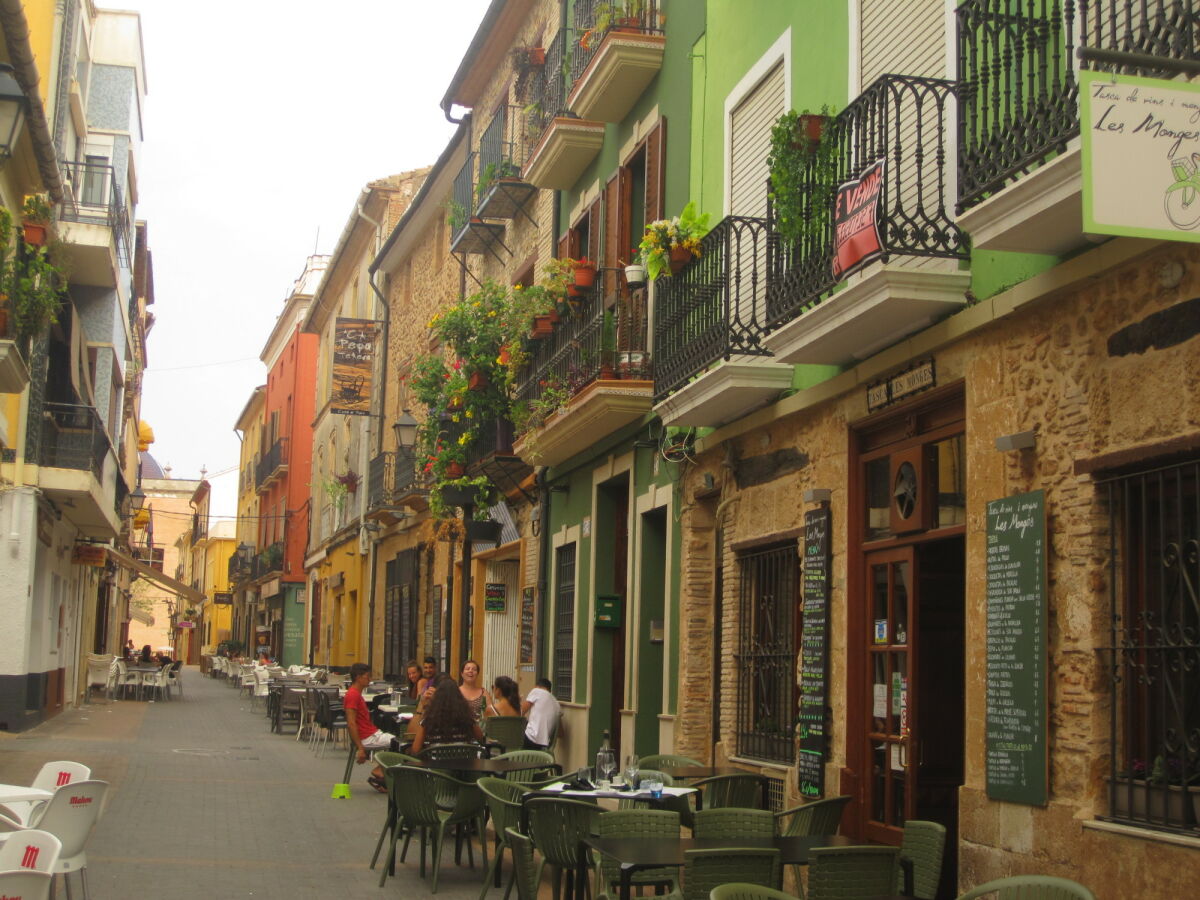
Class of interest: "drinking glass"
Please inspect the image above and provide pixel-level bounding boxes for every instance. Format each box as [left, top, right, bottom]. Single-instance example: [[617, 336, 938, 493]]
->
[[624, 754, 640, 788], [644, 776, 663, 799]]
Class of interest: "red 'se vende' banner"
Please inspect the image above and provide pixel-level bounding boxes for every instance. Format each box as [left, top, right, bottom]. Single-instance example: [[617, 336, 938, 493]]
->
[[831, 159, 885, 280]]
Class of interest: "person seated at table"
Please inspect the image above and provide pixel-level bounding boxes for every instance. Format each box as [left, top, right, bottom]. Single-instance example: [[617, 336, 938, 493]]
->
[[458, 659, 488, 724], [155, 651, 172, 667], [345, 662, 395, 793], [256, 651, 272, 667], [487, 675, 522, 718], [399, 660, 422, 703], [139, 645, 153, 665], [417, 655, 437, 695], [125, 639, 136, 659], [409, 674, 484, 754]]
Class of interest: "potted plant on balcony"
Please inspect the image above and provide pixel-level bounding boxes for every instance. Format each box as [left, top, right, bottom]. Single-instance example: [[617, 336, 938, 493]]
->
[[622, 252, 646, 288], [0, 208, 67, 355], [20, 193, 53, 247], [768, 106, 839, 246], [335, 470, 360, 494], [431, 474, 497, 519], [1108, 754, 1196, 823], [572, 257, 597, 289], [639, 201, 711, 280], [475, 160, 522, 204]]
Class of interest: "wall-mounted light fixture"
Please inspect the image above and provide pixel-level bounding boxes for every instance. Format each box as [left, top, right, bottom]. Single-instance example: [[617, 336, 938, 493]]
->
[[995, 430, 1036, 452], [392, 409, 418, 449], [0, 65, 28, 161], [803, 488, 831, 504]]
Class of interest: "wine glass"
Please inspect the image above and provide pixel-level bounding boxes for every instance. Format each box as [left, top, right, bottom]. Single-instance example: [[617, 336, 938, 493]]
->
[[598, 754, 617, 789], [624, 754, 640, 788]]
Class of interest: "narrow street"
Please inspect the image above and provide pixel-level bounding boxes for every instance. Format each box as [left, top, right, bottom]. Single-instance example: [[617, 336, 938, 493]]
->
[[0, 671, 498, 898]]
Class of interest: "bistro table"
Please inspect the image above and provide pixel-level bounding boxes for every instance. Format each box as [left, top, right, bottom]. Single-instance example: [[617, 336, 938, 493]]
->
[[580, 834, 858, 900], [0, 785, 52, 805], [407, 757, 555, 776]]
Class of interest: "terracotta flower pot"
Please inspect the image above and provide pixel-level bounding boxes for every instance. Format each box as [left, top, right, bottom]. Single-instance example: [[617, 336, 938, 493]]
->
[[468, 372, 489, 392], [791, 114, 830, 154], [22, 222, 47, 247], [573, 263, 597, 287], [531, 315, 554, 338], [566, 283, 583, 297], [499, 345, 512, 366], [669, 245, 693, 274], [616, 16, 642, 31], [444, 462, 466, 479], [529, 47, 546, 66]]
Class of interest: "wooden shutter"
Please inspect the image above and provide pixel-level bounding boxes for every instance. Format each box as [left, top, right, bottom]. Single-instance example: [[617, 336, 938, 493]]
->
[[603, 171, 630, 301], [644, 119, 666, 221], [729, 62, 784, 219], [586, 196, 601, 265]]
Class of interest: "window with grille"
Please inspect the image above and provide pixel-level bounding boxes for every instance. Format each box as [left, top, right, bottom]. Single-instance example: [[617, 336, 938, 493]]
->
[[1102, 457, 1199, 834], [736, 542, 801, 762], [554, 543, 577, 702]]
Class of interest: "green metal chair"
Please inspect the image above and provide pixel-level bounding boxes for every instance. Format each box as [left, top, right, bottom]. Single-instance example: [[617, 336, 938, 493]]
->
[[524, 796, 600, 900], [639, 753, 704, 770], [678, 847, 781, 900], [485, 716, 529, 754], [593, 809, 681, 899], [478, 776, 530, 900], [710, 886, 800, 900], [494, 749, 559, 783], [370, 755, 420, 875], [381, 765, 488, 893], [505, 828, 541, 900], [692, 807, 775, 839], [897, 819, 946, 900], [806, 845, 899, 900], [955, 875, 1097, 900]]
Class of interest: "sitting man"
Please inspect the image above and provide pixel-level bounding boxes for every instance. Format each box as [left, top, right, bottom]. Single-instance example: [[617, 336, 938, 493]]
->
[[344, 662, 394, 793], [521, 676, 561, 751]]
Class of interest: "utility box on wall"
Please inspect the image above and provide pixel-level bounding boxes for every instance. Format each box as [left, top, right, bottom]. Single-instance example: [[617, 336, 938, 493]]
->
[[595, 593, 622, 628]]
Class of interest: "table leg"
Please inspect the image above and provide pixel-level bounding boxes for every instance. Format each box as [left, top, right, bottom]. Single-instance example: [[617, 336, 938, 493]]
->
[[575, 840, 588, 900], [620, 863, 634, 900]]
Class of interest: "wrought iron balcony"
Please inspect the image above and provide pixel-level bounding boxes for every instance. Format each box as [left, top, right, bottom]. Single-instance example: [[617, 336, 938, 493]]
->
[[571, 0, 664, 82], [522, 30, 605, 189], [569, 0, 665, 122], [764, 74, 965, 335], [465, 416, 516, 468], [255, 438, 288, 490], [475, 105, 536, 220], [58, 159, 131, 267], [252, 541, 284, 580], [367, 448, 427, 513], [450, 152, 507, 258], [38, 402, 112, 478], [228, 550, 254, 583], [526, 29, 570, 148], [653, 216, 774, 403]]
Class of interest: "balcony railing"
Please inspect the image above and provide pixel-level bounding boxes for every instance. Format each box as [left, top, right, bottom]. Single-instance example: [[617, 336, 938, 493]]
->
[[764, 74, 965, 330], [527, 30, 569, 147], [58, 159, 131, 266], [478, 105, 528, 189], [228, 551, 254, 583], [653, 216, 772, 403], [367, 449, 424, 510], [571, 0, 664, 82], [450, 153, 476, 243], [252, 541, 284, 580], [256, 438, 288, 488], [38, 402, 112, 478], [466, 416, 515, 467]]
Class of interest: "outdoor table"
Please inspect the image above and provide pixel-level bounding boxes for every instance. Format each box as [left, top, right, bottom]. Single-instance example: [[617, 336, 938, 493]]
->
[[580, 834, 858, 900], [520, 783, 698, 833], [408, 756, 556, 776], [0, 785, 52, 805], [657, 765, 745, 780]]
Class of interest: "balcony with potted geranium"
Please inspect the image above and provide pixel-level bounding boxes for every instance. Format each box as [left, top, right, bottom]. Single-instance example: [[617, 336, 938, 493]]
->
[[449, 153, 507, 258], [522, 30, 605, 190], [475, 104, 537, 222], [568, 0, 665, 124], [511, 257, 653, 468]]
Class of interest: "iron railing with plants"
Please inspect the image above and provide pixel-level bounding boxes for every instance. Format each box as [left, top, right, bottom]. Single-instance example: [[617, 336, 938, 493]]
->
[[252, 540, 285, 580], [465, 416, 516, 466], [255, 438, 288, 488], [525, 30, 568, 149], [766, 74, 965, 331], [58, 158, 131, 266], [572, 0, 663, 83], [228, 551, 254, 584], [653, 215, 773, 403], [38, 402, 113, 479], [450, 152, 476, 241], [367, 448, 423, 510], [478, 105, 528, 192]]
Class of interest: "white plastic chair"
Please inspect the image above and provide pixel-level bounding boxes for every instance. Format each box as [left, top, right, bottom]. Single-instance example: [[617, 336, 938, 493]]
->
[[144, 667, 170, 702], [0, 827, 62, 872], [83, 655, 111, 703], [0, 762, 91, 827], [0, 869, 53, 900], [252, 667, 270, 709], [0, 779, 108, 900], [238, 665, 256, 697], [166, 661, 184, 699]]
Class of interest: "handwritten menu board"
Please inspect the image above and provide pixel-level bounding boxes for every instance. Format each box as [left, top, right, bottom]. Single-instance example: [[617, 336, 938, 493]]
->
[[798, 507, 831, 799], [485, 583, 507, 612], [519, 587, 535, 664], [985, 490, 1048, 806]]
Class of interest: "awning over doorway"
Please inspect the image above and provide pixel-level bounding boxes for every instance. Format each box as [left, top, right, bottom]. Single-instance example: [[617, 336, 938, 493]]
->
[[107, 548, 206, 604], [129, 606, 154, 626]]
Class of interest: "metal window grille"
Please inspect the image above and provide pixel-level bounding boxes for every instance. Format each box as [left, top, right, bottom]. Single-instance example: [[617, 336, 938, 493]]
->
[[554, 543, 577, 702], [736, 543, 800, 763], [1100, 456, 1200, 834]]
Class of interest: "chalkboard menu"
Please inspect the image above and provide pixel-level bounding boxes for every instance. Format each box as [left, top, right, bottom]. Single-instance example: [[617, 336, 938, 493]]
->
[[798, 507, 831, 799], [485, 583, 507, 612], [519, 587, 535, 664], [985, 490, 1047, 806]]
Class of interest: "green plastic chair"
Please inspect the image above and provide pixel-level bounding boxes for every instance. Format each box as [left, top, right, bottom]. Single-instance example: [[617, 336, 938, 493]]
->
[[695, 773, 768, 810], [806, 845, 899, 900], [956, 875, 1097, 900], [524, 796, 600, 900], [774, 796, 850, 837], [710, 886, 799, 900], [594, 809, 681, 899], [678, 847, 781, 900], [370, 755, 420, 876], [419, 741, 485, 762], [897, 819, 946, 900], [617, 769, 675, 809], [639, 753, 704, 770], [692, 807, 775, 839], [478, 776, 530, 900], [485, 716, 529, 754], [381, 765, 488, 893], [494, 749, 558, 783], [505, 828, 540, 900]]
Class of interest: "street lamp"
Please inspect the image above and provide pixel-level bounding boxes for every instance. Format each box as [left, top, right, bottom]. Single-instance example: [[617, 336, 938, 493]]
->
[[0, 65, 28, 160], [393, 410, 418, 449], [236, 542, 251, 561], [130, 486, 146, 511]]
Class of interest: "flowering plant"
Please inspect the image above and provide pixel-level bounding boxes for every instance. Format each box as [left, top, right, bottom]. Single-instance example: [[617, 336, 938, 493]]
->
[[638, 201, 711, 280]]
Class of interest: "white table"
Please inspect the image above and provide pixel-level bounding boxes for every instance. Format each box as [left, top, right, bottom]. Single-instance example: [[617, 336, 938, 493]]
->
[[0, 784, 52, 805]]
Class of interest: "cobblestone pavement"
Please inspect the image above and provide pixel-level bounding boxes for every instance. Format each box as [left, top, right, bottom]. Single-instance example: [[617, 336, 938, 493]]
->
[[0, 668, 535, 899]]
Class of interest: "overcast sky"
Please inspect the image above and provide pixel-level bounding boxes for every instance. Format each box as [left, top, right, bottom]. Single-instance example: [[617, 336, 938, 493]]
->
[[131, 0, 490, 518]]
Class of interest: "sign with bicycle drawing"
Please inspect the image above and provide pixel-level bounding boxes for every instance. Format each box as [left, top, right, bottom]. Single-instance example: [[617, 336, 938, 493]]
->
[[1082, 72, 1200, 242]]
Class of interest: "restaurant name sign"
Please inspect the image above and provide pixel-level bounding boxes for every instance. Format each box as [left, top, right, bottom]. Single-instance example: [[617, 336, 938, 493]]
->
[[866, 358, 936, 413], [72, 543, 108, 567], [331, 318, 378, 416], [832, 158, 885, 280], [1082, 71, 1200, 242]]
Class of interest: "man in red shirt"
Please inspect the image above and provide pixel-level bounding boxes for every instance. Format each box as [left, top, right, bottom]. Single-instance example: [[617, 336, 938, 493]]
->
[[344, 662, 392, 792]]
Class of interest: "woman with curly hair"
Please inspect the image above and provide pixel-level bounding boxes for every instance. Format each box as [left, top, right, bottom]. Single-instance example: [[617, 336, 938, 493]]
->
[[487, 675, 522, 717], [410, 674, 484, 754]]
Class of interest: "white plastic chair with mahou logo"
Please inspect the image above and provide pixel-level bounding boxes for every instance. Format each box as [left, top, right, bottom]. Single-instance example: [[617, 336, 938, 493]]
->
[[0, 780, 108, 900], [0, 762, 91, 827], [0, 827, 61, 872]]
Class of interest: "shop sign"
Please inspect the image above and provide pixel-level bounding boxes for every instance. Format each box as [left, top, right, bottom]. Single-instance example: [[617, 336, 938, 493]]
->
[[212, 592, 232, 605], [1082, 71, 1200, 242], [72, 544, 108, 567], [331, 318, 378, 415], [832, 158, 885, 279], [484, 583, 506, 612], [866, 358, 936, 413], [177, 621, 195, 629]]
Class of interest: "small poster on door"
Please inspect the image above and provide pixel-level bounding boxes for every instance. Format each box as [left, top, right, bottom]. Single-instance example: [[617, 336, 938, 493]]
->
[[873, 619, 888, 644]]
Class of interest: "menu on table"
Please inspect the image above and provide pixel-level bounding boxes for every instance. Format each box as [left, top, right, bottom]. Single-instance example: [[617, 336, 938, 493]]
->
[[985, 489, 1048, 806], [798, 507, 831, 799]]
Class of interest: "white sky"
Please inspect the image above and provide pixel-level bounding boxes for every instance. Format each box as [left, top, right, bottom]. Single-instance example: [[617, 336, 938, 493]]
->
[[130, 0, 491, 518]]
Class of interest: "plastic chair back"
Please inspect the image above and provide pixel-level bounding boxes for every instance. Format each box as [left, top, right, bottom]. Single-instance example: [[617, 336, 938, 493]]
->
[[31, 779, 108, 864], [494, 749, 557, 783], [898, 819, 946, 899], [30, 762, 91, 793], [682, 847, 780, 900], [524, 796, 600, 870], [478, 776, 528, 843], [956, 875, 1097, 900], [695, 773, 768, 810], [505, 828, 539, 900], [775, 795, 851, 837], [0, 869, 53, 900], [693, 807, 775, 839], [0, 828, 61, 872], [709, 885, 798, 900], [596, 809, 680, 894], [639, 754, 703, 770], [484, 715, 527, 753], [418, 741, 483, 762], [807, 845, 899, 900]]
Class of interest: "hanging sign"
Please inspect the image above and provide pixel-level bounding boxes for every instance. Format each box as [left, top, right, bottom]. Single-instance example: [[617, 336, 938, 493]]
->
[[331, 318, 378, 415], [72, 544, 108, 567], [832, 158, 885, 280], [1082, 71, 1200, 242], [212, 592, 233, 605]]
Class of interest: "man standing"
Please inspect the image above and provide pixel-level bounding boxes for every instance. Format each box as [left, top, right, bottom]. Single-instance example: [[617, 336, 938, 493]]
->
[[344, 662, 392, 792], [521, 677, 561, 751]]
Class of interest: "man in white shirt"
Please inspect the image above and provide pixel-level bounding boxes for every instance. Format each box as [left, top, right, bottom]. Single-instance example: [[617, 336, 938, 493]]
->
[[521, 677, 561, 750]]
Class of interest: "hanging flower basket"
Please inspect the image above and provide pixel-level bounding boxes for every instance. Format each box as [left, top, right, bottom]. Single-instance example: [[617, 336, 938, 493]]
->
[[468, 372, 489, 392], [624, 263, 646, 287], [669, 245, 693, 274], [22, 222, 47, 247], [444, 462, 466, 479], [465, 518, 503, 543], [529, 47, 546, 66], [438, 483, 476, 508]]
